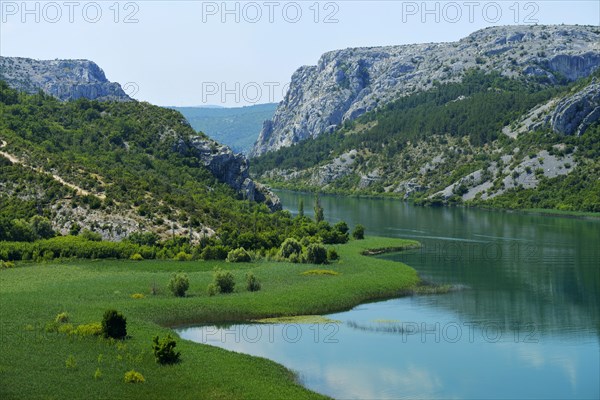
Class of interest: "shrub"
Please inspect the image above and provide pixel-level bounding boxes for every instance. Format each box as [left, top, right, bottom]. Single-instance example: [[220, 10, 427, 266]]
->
[[65, 355, 77, 369], [94, 368, 102, 380], [212, 268, 235, 294], [301, 269, 340, 276], [101, 309, 127, 339], [174, 251, 192, 261], [74, 322, 102, 336], [80, 229, 102, 242], [246, 273, 261, 292], [207, 283, 219, 296], [226, 247, 252, 263], [168, 273, 190, 297], [352, 224, 365, 240], [279, 238, 302, 259], [130, 253, 144, 261], [333, 221, 349, 235], [152, 334, 181, 365], [58, 323, 74, 335], [201, 245, 229, 260], [130, 293, 145, 299], [288, 253, 304, 263], [0, 260, 15, 269], [327, 248, 339, 261], [55, 312, 70, 323], [305, 243, 328, 264], [124, 370, 145, 383]]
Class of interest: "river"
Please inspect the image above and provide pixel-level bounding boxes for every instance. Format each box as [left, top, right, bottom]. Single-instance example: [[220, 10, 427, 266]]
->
[[178, 191, 600, 399]]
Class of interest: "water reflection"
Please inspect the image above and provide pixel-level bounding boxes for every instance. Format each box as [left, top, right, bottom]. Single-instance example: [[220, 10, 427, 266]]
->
[[178, 192, 599, 399]]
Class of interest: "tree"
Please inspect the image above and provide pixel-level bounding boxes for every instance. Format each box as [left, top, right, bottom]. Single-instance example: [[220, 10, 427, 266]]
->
[[314, 193, 324, 223], [101, 309, 127, 339], [298, 199, 304, 217]]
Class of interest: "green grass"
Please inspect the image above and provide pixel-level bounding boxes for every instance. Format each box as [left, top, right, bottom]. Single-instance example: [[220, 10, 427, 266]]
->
[[0, 237, 420, 399]]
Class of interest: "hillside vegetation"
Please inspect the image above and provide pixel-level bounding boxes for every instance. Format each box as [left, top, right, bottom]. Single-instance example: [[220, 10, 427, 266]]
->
[[0, 82, 351, 260], [252, 70, 600, 212]]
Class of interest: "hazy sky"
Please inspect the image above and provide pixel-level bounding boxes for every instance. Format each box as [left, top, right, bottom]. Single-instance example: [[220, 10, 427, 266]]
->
[[1, 1, 598, 106]]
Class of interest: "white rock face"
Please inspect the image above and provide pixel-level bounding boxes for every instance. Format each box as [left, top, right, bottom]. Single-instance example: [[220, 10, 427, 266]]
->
[[0, 56, 132, 102], [252, 25, 600, 156]]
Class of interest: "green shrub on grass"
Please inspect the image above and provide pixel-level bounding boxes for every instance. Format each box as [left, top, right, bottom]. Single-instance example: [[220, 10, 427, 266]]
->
[[74, 322, 102, 336], [207, 283, 219, 296], [58, 323, 74, 334], [65, 355, 77, 369], [130, 253, 144, 261], [279, 238, 302, 259], [200, 245, 229, 260], [246, 272, 261, 292], [55, 312, 70, 323], [352, 224, 365, 240], [152, 334, 181, 365], [168, 273, 190, 297], [212, 268, 235, 294], [0, 260, 15, 269], [226, 247, 252, 263], [124, 370, 145, 383], [174, 251, 192, 261], [327, 248, 339, 261], [101, 309, 127, 339], [305, 243, 328, 264]]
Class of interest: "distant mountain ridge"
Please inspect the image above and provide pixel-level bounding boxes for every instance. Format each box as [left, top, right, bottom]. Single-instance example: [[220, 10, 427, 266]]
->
[[252, 25, 600, 156], [172, 103, 277, 154], [0, 56, 132, 102]]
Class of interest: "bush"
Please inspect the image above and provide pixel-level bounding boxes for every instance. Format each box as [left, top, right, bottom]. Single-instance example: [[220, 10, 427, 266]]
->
[[80, 229, 102, 241], [74, 322, 102, 336], [246, 273, 261, 292], [130, 293, 145, 299], [101, 309, 127, 339], [174, 251, 192, 261], [352, 224, 365, 240], [279, 238, 302, 259], [226, 247, 251, 263], [55, 312, 69, 323], [168, 273, 190, 297], [65, 355, 77, 369], [207, 283, 219, 296], [212, 268, 235, 294], [124, 370, 145, 383], [327, 248, 339, 261], [130, 253, 144, 261], [305, 243, 328, 264], [201, 245, 229, 260], [152, 334, 181, 365], [333, 221, 349, 235], [0, 260, 15, 269]]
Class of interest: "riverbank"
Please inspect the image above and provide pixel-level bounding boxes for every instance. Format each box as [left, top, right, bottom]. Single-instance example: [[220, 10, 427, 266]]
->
[[271, 188, 600, 220], [0, 237, 420, 399]]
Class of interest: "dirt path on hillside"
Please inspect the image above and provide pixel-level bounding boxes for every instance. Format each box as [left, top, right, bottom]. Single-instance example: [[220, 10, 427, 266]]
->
[[0, 138, 105, 199]]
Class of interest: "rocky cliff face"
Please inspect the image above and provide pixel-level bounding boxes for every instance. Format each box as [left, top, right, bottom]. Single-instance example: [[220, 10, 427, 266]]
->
[[174, 135, 281, 211], [550, 80, 600, 136], [252, 25, 600, 156], [0, 56, 132, 102]]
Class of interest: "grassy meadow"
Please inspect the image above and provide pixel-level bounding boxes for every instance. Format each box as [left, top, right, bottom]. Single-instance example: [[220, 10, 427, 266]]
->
[[0, 237, 420, 399]]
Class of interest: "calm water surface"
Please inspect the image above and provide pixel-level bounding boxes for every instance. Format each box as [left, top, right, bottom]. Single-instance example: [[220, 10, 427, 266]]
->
[[178, 192, 600, 399]]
